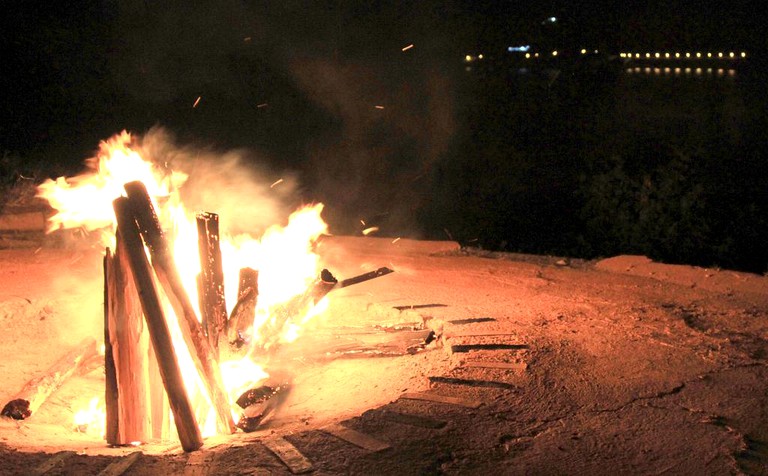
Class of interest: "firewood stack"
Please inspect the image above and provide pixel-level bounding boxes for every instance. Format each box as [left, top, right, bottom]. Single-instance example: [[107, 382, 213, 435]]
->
[[102, 180, 398, 451], [105, 181, 236, 452]]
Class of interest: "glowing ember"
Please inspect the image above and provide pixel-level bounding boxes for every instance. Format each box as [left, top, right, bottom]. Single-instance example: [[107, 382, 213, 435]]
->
[[39, 130, 331, 438]]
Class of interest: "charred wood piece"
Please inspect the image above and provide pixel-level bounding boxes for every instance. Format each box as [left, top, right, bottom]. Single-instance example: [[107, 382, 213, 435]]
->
[[338, 267, 393, 289], [227, 267, 258, 347], [235, 383, 291, 433], [196, 212, 227, 354]]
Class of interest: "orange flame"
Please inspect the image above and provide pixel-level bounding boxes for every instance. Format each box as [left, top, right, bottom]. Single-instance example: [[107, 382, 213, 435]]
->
[[40, 131, 329, 437]]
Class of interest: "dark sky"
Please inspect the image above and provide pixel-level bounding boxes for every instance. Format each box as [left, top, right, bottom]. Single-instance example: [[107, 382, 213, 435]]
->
[[0, 0, 760, 166]]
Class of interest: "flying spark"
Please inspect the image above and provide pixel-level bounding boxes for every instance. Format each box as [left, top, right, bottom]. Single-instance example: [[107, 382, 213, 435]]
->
[[362, 226, 379, 236], [193, 96, 202, 108], [402, 44, 414, 51], [374, 105, 385, 109], [270, 178, 284, 188]]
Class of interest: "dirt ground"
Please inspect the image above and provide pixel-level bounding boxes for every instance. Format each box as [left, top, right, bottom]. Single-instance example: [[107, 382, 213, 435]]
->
[[1, 235, 767, 475]]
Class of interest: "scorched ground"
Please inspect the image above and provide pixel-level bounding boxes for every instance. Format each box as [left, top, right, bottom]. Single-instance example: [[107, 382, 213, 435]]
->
[[0, 236, 767, 475]]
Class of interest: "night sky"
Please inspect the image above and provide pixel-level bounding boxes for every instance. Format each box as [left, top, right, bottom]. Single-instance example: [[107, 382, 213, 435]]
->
[[1, 1, 765, 270], [1, 1, 759, 162]]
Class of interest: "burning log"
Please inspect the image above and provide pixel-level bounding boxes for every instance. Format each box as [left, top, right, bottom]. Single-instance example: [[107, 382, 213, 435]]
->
[[123, 181, 236, 435], [196, 212, 227, 355], [113, 196, 203, 452], [227, 267, 258, 347], [1, 337, 99, 420]]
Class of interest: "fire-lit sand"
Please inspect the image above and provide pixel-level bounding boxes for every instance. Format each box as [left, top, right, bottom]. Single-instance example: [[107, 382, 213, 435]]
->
[[1, 237, 767, 474]]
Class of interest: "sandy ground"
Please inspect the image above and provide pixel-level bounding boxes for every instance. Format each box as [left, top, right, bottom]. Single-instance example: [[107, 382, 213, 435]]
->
[[0, 236, 767, 475]]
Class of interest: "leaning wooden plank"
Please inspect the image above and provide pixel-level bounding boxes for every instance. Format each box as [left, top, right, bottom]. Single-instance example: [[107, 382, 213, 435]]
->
[[124, 181, 235, 435], [184, 450, 217, 476], [263, 437, 314, 474], [110, 234, 153, 444], [31, 451, 77, 476], [399, 392, 483, 409], [113, 197, 202, 452], [462, 361, 528, 371], [322, 423, 391, 452], [97, 451, 142, 476], [1, 337, 99, 420]]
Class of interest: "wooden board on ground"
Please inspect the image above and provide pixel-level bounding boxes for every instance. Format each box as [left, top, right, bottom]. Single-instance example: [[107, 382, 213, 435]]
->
[[184, 450, 216, 476], [462, 361, 527, 371], [450, 343, 528, 353], [399, 392, 483, 409], [98, 451, 142, 476], [263, 437, 313, 474], [380, 410, 447, 429], [322, 423, 391, 452], [32, 451, 77, 476]]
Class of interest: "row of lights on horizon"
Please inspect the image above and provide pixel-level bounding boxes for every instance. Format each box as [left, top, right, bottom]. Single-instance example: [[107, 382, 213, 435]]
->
[[626, 66, 737, 76], [621, 51, 747, 59], [465, 50, 748, 63]]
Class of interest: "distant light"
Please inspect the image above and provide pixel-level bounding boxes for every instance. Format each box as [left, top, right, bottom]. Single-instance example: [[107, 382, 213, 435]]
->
[[664, 67, 670, 73], [508, 45, 530, 52], [718, 52, 723, 58], [685, 52, 690, 58], [552, 50, 558, 56], [478, 54, 484, 59], [582, 49, 588, 54], [675, 52, 680, 58], [525, 53, 531, 58], [535, 52, 540, 57], [594, 49, 598, 54], [646, 53, 651, 58], [465, 55, 473, 62], [664, 52, 670, 58], [619, 52, 625, 58], [674, 67, 681, 73], [636, 53, 641, 58], [728, 69, 736, 76], [707, 52, 712, 57], [729, 52, 735, 58], [546, 16, 557, 23], [717, 68, 724, 75], [655, 52, 660, 58], [741, 52, 747, 58], [696, 52, 701, 58]]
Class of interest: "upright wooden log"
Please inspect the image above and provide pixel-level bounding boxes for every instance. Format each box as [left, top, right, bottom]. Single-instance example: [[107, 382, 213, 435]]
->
[[1, 337, 99, 420], [227, 267, 258, 345], [123, 181, 235, 435], [103, 248, 120, 445], [107, 233, 153, 444], [196, 212, 227, 355], [113, 197, 203, 452]]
